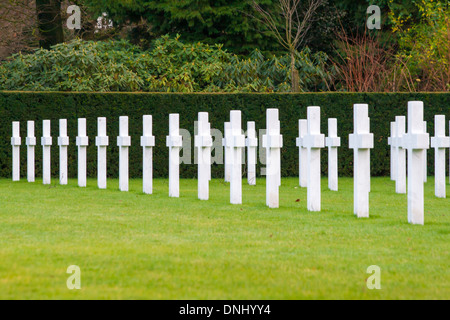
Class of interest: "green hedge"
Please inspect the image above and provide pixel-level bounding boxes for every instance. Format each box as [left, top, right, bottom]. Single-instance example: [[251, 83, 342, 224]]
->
[[0, 92, 449, 180]]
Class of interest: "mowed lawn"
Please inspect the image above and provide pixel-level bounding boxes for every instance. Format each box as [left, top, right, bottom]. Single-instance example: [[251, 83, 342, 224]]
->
[[0, 177, 448, 300]]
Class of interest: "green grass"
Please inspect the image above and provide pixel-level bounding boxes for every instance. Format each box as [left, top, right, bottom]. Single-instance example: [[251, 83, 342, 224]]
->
[[0, 177, 448, 300]]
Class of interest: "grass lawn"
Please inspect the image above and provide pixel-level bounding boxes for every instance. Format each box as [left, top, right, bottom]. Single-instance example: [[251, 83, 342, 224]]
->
[[0, 177, 448, 300]]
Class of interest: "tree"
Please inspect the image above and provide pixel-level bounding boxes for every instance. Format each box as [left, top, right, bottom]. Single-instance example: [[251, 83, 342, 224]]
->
[[390, 0, 450, 91], [78, 0, 282, 54], [0, 0, 38, 60], [36, 0, 64, 49], [252, 0, 325, 92]]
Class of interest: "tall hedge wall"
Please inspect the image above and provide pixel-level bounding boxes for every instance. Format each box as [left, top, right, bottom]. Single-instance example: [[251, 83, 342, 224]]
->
[[0, 92, 448, 180]]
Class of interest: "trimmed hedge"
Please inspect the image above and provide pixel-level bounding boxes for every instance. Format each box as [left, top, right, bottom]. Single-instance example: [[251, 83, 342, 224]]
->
[[0, 92, 449, 179]]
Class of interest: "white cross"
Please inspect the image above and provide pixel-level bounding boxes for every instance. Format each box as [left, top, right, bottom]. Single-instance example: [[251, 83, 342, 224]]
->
[[401, 101, 429, 225], [11, 121, 21, 182], [41, 120, 52, 185], [423, 121, 428, 183], [141, 115, 156, 195], [195, 112, 212, 200], [388, 121, 396, 181], [58, 119, 69, 185], [246, 121, 258, 186], [296, 119, 308, 188], [225, 111, 245, 204], [431, 115, 449, 198], [393, 116, 406, 194], [349, 104, 374, 218], [26, 121, 36, 183], [95, 117, 109, 189], [223, 122, 231, 183], [117, 116, 131, 192], [166, 114, 182, 198], [76, 118, 88, 188], [262, 109, 283, 208], [302, 107, 325, 211], [325, 118, 341, 191]]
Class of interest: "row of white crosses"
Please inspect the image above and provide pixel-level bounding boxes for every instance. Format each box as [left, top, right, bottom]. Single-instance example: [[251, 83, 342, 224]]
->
[[10, 112, 260, 204], [10, 103, 448, 225], [295, 102, 449, 225], [387, 101, 450, 225], [389, 104, 450, 201], [11, 117, 156, 194], [296, 104, 373, 217]]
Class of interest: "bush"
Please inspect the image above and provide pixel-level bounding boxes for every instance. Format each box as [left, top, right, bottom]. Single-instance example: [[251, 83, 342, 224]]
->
[[0, 92, 448, 180], [390, 0, 450, 91], [0, 36, 333, 93]]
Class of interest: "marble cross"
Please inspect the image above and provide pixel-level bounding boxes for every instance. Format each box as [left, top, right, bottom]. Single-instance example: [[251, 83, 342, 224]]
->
[[117, 116, 131, 192], [393, 116, 406, 194], [141, 115, 156, 195], [325, 118, 341, 191], [195, 112, 212, 200], [262, 109, 283, 208], [166, 114, 182, 198], [303, 107, 325, 211], [223, 122, 231, 183], [296, 119, 308, 188], [388, 121, 396, 181], [76, 118, 88, 188], [349, 104, 374, 218], [246, 121, 258, 186], [96, 117, 109, 189], [431, 115, 449, 198], [26, 121, 36, 183], [423, 121, 428, 183], [227, 111, 246, 204], [401, 101, 429, 225], [41, 120, 52, 185], [11, 121, 21, 182], [58, 119, 69, 185]]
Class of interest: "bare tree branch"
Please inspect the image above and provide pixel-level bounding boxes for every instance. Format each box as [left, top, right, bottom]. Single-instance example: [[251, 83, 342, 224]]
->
[[252, 0, 325, 91]]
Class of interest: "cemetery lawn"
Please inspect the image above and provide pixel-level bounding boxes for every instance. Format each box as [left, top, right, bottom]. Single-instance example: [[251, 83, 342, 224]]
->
[[0, 177, 448, 300]]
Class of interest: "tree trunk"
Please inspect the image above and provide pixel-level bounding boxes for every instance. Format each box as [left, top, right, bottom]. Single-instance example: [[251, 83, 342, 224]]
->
[[290, 50, 300, 92], [36, 0, 64, 49]]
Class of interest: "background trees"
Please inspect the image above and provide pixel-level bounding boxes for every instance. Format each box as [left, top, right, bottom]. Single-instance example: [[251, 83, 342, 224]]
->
[[35, 0, 64, 49], [0, 0, 448, 92]]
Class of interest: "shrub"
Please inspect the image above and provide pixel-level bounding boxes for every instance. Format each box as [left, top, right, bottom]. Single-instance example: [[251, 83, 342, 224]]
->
[[390, 0, 450, 92], [0, 36, 334, 93]]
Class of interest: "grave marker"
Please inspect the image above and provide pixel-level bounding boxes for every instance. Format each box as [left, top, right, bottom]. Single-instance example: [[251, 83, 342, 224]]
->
[[76, 118, 88, 187], [166, 114, 182, 198], [262, 109, 283, 208], [349, 104, 374, 218], [11, 122, 21, 181], [388, 121, 396, 181], [303, 107, 325, 211], [223, 122, 231, 183], [423, 121, 428, 183], [41, 120, 52, 185], [58, 119, 69, 185], [26, 121, 36, 183], [141, 115, 156, 194], [96, 117, 109, 189], [325, 118, 341, 191], [431, 115, 449, 198], [402, 101, 429, 225], [246, 121, 258, 185], [227, 111, 245, 204], [195, 112, 212, 200], [117, 116, 131, 192], [393, 116, 406, 194], [296, 119, 308, 187]]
